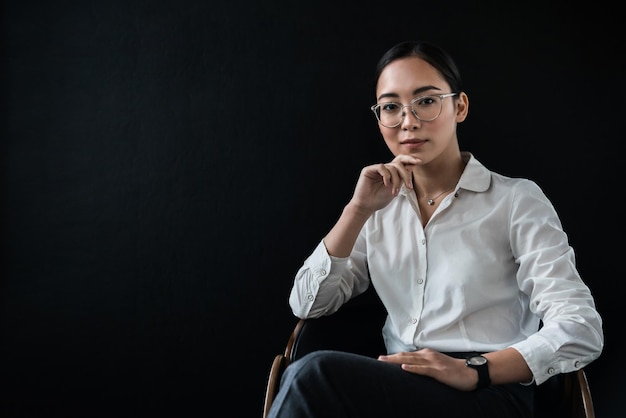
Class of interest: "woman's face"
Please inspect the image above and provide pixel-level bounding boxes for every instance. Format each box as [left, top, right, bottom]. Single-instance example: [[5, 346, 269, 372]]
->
[[374, 56, 467, 163]]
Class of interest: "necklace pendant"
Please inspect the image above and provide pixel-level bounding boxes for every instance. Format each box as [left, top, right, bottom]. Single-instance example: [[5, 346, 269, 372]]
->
[[427, 199, 435, 206]]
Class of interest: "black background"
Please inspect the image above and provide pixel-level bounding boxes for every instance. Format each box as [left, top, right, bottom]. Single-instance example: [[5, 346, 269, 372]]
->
[[1, 1, 623, 417]]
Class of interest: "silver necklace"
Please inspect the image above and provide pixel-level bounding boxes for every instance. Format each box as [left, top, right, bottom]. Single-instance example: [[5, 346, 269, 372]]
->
[[424, 186, 455, 206]]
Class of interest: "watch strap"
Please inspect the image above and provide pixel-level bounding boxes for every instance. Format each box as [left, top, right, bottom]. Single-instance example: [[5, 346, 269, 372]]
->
[[466, 355, 491, 389]]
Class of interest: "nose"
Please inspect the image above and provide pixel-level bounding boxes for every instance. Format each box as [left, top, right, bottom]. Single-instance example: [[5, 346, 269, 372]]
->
[[400, 105, 421, 130]]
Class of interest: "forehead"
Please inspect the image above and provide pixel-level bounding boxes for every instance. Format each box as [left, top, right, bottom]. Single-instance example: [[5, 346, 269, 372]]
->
[[376, 56, 447, 98]]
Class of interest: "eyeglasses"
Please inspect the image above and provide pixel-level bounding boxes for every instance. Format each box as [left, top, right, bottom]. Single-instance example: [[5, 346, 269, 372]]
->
[[370, 93, 459, 128]]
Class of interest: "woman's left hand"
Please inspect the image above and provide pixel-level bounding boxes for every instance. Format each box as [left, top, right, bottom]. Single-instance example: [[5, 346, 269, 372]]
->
[[378, 348, 478, 391]]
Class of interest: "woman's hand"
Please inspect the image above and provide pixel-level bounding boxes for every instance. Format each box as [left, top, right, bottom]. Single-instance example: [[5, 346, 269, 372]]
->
[[322, 154, 422, 258], [350, 154, 421, 213], [378, 348, 478, 391]]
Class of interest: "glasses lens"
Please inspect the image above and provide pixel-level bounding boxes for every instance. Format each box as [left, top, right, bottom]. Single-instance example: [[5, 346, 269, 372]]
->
[[375, 102, 402, 127], [373, 95, 444, 127], [411, 95, 442, 122]]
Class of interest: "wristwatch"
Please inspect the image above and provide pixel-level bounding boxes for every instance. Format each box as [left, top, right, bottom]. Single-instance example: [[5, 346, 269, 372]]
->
[[466, 354, 491, 389]]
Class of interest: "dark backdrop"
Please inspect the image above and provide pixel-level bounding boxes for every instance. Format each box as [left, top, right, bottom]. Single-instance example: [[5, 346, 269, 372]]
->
[[1, 1, 623, 417]]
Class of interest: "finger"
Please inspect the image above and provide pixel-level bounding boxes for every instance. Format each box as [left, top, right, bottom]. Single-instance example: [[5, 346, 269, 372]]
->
[[400, 363, 431, 376], [373, 163, 392, 188], [385, 161, 413, 190], [373, 163, 402, 196], [393, 154, 422, 167], [378, 352, 415, 362], [377, 354, 405, 365], [383, 164, 403, 195]]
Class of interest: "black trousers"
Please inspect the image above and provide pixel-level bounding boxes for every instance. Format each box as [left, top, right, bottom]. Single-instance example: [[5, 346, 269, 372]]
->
[[268, 350, 533, 418]]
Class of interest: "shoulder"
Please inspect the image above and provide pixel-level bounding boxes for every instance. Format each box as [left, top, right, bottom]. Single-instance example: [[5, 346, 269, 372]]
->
[[463, 152, 545, 197]]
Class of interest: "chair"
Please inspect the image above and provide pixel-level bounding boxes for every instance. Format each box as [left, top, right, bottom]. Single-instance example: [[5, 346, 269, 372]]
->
[[263, 288, 595, 418]]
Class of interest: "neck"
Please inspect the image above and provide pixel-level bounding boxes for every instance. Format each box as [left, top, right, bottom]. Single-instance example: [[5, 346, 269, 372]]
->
[[411, 155, 465, 197]]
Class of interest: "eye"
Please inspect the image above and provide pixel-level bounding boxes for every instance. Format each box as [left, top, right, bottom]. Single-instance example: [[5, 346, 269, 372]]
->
[[381, 102, 401, 113], [415, 96, 437, 107]]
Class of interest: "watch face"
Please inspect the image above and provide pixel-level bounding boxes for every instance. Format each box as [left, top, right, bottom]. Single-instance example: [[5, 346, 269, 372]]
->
[[468, 356, 487, 366]]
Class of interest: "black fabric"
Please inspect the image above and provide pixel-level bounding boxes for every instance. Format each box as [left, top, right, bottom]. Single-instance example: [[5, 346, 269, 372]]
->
[[270, 350, 532, 418], [291, 288, 387, 361]]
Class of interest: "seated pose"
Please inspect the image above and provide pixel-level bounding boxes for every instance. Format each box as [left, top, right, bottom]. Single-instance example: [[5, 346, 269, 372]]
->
[[267, 40, 603, 418]]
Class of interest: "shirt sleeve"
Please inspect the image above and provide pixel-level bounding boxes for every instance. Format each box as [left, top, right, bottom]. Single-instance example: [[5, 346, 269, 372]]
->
[[289, 235, 370, 319], [507, 180, 604, 385]]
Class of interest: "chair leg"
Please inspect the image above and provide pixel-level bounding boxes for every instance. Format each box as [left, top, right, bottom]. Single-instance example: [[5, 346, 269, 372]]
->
[[263, 355, 287, 418], [577, 369, 595, 418]]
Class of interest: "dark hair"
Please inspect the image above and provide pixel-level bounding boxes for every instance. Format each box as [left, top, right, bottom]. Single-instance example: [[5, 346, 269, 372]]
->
[[374, 41, 463, 94]]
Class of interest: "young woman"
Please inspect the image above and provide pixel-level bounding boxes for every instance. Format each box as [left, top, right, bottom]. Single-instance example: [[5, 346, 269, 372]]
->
[[267, 40, 603, 418]]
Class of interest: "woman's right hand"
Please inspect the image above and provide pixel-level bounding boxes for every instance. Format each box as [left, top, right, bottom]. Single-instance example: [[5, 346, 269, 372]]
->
[[350, 154, 421, 213], [322, 154, 422, 258]]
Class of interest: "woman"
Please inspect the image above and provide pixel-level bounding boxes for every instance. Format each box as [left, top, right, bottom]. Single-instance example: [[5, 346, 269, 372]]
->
[[267, 40, 603, 418]]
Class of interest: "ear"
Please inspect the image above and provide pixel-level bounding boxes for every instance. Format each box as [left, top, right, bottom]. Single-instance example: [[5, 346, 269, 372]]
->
[[455, 92, 469, 123]]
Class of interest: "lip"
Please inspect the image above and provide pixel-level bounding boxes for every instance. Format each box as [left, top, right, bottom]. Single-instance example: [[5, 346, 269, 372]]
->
[[400, 139, 426, 149]]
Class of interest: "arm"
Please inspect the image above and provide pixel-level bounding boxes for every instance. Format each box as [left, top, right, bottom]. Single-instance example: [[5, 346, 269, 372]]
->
[[289, 155, 420, 318], [508, 180, 603, 384], [325, 155, 419, 257], [379, 179, 603, 389]]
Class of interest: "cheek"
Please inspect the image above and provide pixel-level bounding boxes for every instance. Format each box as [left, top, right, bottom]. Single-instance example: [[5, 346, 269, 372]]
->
[[429, 111, 457, 132], [380, 126, 397, 143], [380, 129, 403, 155]]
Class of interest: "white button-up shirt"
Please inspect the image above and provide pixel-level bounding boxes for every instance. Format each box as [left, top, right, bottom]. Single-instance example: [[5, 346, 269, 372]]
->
[[289, 152, 604, 385]]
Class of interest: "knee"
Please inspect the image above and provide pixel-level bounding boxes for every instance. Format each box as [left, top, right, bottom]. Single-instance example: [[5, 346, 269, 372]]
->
[[282, 350, 344, 384]]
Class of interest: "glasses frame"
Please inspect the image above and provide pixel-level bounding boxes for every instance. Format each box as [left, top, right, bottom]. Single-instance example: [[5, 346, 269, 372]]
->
[[370, 92, 459, 128]]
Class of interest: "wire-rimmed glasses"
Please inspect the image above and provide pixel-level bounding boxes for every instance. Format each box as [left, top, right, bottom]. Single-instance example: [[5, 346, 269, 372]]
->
[[370, 92, 459, 128]]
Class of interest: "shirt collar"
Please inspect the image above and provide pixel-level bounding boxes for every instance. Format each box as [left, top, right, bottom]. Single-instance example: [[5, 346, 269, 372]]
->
[[398, 151, 491, 197], [458, 152, 491, 193]]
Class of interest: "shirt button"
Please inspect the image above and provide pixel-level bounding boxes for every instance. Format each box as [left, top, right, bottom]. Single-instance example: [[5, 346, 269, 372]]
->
[[417, 278, 424, 284], [318, 269, 327, 276], [547, 368, 555, 375], [421, 239, 426, 245], [307, 294, 314, 302], [574, 361, 581, 368], [411, 318, 417, 324]]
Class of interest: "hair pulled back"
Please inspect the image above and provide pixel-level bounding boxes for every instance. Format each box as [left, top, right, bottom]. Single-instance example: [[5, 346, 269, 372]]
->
[[374, 41, 463, 94]]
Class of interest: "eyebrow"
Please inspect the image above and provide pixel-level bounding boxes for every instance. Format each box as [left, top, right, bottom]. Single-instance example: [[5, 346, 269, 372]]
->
[[377, 85, 442, 101]]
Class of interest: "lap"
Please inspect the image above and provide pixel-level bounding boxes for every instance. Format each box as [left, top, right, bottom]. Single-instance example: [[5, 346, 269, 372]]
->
[[273, 350, 532, 418]]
